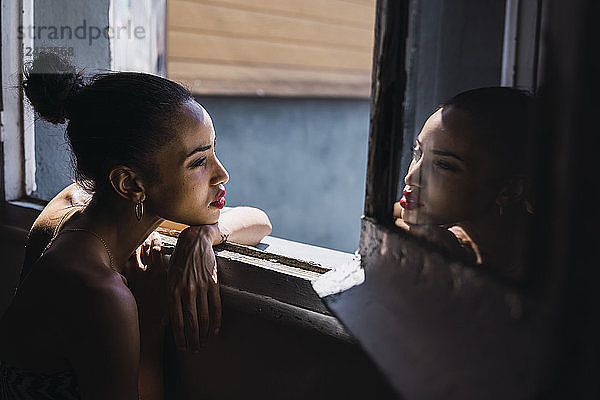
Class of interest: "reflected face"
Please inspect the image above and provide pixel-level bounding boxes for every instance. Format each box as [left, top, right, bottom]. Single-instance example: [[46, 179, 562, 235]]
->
[[146, 100, 229, 225], [401, 107, 498, 225]]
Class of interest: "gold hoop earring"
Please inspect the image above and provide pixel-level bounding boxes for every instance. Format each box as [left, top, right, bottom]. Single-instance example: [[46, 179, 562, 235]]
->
[[135, 200, 144, 221]]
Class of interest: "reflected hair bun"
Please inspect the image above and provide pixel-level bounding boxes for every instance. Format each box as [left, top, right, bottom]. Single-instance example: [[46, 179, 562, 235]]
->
[[23, 52, 85, 124]]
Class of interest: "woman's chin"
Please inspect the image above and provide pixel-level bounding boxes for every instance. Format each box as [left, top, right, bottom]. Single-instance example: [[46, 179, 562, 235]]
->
[[178, 212, 220, 227]]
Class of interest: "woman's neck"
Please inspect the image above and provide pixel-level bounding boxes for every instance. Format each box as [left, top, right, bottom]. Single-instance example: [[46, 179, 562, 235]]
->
[[73, 193, 163, 273]]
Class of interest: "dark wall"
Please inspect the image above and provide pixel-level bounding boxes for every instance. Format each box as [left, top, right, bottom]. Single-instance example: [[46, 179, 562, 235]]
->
[[165, 307, 396, 400]]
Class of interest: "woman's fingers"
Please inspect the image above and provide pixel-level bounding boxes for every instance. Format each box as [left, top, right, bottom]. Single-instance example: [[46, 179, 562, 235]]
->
[[183, 289, 200, 352], [167, 225, 223, 352], [393, 201, 404, 218], [149, 231, 162, 252], [140, 231, 162, 267], [208, 283, 222, 336], [170, 293, 186, 350], [395, 218, 410, 230], [197, 292, 210, 345]]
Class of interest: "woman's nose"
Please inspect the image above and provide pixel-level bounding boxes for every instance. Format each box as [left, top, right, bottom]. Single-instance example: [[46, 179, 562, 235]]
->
[[211, 156, 229, 186], [404, 159, 422, 187]]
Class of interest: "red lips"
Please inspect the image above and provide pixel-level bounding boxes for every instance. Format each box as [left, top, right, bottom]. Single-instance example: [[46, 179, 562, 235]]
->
[[209, 189, 226, 209], [399, 189, 423, 210]]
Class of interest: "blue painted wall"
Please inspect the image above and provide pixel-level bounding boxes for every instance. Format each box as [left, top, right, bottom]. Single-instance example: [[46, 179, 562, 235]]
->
[[197, 96, 370, 252]]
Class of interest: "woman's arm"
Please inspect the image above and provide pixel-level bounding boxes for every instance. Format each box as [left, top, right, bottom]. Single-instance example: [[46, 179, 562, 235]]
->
[[217, 206, 272, 245], [124, 234, 168, 400], [133, 207, 271, 357], [394, 207, 478, 264], [159, 206, 272, 246]]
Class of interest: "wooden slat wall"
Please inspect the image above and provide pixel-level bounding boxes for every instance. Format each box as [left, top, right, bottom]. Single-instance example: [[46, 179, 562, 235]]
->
[[167, 0, 376, 97]]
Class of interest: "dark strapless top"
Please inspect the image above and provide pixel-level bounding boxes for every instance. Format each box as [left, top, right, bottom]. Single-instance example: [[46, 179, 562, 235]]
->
[[0, 361, 80, 400]]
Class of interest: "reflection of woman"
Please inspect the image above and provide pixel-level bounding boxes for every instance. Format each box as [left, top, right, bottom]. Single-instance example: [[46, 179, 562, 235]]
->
[[0, 53, 271, 399], [394, 87, 535, 278]]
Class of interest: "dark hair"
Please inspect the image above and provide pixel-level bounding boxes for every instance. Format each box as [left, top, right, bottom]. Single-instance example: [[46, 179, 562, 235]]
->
[[440, 86, 535, 180], [23, 52, 193, 192], [440, 86, 537, 213]]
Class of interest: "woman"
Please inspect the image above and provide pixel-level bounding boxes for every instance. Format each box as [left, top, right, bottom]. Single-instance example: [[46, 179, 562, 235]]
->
[[0, 53, 271, 399], [394, 87, 535, 278]]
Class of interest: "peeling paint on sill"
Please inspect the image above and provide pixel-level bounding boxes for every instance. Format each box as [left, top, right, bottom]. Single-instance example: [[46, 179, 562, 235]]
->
[[311, 250, 364, 297]]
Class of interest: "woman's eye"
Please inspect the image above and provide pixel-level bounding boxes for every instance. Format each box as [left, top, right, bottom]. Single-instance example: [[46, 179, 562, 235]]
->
[[412, 146, 422, 160], [435, 160, 457, 171], [190, 157, 207, 169]]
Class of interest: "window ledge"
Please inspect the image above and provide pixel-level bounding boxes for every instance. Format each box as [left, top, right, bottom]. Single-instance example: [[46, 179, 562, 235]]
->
[[158, 228, 357, 315]]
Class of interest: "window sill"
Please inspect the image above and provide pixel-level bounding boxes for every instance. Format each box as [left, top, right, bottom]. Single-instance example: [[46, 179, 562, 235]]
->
[[159, 230, 356, 341]]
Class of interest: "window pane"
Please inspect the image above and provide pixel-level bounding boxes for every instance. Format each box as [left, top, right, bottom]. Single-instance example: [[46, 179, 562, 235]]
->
[[395, 0, 541, 281]]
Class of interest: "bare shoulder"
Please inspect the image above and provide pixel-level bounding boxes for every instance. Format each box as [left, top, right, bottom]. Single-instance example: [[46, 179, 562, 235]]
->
[[33, 183, 90, 230], [25, 184, 91, 268], [41, 236, 136, 321], [39, 239, 140, 399], [447, 225, 482, 264]]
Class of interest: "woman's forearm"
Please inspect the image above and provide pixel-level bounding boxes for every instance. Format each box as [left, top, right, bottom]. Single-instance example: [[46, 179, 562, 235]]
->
[[159, 206, 272, 246], [217, 206, 272, 246]]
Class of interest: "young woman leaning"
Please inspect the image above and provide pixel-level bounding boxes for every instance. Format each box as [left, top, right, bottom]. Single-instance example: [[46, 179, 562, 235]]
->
[[0, 53, 271, 400]]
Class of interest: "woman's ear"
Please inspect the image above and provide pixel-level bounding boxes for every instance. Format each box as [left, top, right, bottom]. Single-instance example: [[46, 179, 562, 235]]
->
[[496, 175, 526, 209], [108, 166, 146, 203]]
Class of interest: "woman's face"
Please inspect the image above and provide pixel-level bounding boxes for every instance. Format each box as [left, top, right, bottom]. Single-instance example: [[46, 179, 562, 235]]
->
[[400, 107, 499, 225], [146, 100, 229, 225]]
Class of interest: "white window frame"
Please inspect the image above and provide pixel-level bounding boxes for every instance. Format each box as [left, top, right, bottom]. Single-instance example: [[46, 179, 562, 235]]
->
[[501, 0, 545, 91], [1, 0, 35, 201], [501, 0, 520, 86]]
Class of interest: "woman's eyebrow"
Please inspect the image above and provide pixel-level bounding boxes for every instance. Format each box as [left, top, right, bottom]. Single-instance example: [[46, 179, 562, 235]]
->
[[186, 144, 211, 158], [431, 149, 466, 162]]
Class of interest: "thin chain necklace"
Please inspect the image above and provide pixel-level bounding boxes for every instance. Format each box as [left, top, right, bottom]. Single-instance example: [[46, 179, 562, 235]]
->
[[62, 228, 128, 285], [62, 228, 115, 271], [15, 223, 124, 298]]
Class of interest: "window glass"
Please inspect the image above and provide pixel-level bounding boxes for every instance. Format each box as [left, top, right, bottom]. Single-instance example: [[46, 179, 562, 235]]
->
[[395, 0, 540, 281]]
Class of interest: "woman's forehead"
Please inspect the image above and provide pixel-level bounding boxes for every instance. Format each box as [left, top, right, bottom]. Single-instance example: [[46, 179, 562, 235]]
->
[[420, 109, 473, 149], [160, 102, 214, 160], [419, 108, 495, 168]]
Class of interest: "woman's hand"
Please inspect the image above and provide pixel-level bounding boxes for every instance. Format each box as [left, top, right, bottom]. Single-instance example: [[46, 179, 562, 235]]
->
[[393, 201, 404, 220], [124, 232, 168, 324], [167, 225, 222, 353], [122, 232, 169, 400], [394, 211, 478, 264]]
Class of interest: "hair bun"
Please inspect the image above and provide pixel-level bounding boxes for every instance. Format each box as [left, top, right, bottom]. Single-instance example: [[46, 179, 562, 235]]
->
[[23, 52, 85, 124]]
